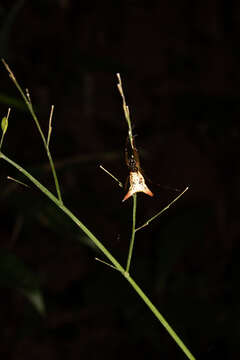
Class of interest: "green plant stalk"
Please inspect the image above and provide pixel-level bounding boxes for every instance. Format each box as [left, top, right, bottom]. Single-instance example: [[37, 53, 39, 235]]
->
[[0, 151, 195, 360], [1, 59, 62, 204], [117, 74, 138, 273], [126, 193, 137, 273], [116, 74, 194, 358], [126, 275, 195, 360], [0, 128, 5, 150], [14, 82, 62, 204], [117, 73, 134, 148]]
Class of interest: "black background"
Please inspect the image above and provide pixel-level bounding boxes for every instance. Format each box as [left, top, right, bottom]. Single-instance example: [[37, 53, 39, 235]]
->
[[1, 1, 240, 359]]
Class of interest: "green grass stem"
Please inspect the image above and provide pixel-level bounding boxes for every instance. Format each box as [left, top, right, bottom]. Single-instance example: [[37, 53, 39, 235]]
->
[[126, 193, 137, 273]]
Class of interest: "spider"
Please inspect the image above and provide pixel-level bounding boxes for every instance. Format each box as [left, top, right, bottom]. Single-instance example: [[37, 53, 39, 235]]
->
[[122, 136, 154, 202]]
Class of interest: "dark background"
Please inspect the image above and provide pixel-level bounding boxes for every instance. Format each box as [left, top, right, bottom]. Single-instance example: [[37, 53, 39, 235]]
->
[[0, 1, 240, 359]]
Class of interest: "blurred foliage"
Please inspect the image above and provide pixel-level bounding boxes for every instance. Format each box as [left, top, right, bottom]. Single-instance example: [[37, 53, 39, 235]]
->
[[0, 92, 26, 111], [0, 249, 45, 315]]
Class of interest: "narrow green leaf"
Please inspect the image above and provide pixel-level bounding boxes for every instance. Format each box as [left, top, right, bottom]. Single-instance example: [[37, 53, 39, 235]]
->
[[1, 116, 8, 134]]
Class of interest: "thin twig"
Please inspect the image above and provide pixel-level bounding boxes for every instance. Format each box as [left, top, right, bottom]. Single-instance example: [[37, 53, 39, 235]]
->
[[47, 105, 54, 147], [6, 107, 11, 120], [116, 73, 134, 149], [95, 257, 119, 271], [7, 175, 30, 188], [136, 187, 189, 232], [99, 164, 123, 188]]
